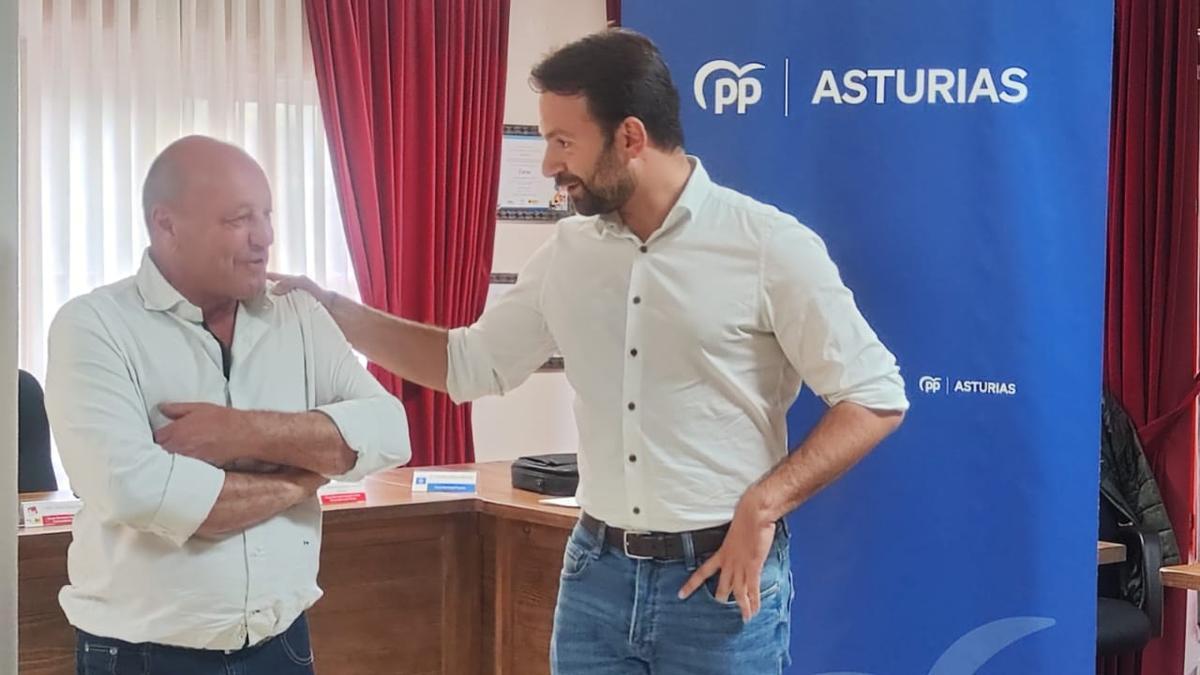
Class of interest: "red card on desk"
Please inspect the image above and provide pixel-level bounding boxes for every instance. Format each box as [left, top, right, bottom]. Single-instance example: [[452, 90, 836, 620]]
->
[[318, 481, 367, 505]]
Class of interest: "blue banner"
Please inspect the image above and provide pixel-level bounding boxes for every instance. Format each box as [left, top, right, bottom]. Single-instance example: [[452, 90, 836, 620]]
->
[[626, 2, 1111, 673]]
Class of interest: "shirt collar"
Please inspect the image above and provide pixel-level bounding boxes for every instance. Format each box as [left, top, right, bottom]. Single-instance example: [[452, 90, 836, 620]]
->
[[136, 249, 273, 322], [593, 155, 712, 237]]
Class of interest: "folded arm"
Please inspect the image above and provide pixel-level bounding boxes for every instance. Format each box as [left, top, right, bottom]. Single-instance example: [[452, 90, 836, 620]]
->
[[194, 468, 327, 539], [46, 300, 294, 545], [156, 294, 412, 481]]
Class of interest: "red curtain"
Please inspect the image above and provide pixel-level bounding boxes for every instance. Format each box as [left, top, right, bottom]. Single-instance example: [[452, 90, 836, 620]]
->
[[607, 0, 621, 26], [305, 0, 509, 466], [1105, 0, 1200, 672]]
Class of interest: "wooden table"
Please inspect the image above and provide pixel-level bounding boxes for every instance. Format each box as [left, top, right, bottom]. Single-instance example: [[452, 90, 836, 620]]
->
[[18, 461, 578, 675], [1160, 564, 1200, 591], [1098, 541, 1127, 565]]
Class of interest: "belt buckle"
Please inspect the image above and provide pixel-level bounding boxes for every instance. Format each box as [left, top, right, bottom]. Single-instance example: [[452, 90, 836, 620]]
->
[[622, 530, 654, 560]]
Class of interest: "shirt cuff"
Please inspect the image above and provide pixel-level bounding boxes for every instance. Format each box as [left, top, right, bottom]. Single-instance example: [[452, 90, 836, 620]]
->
[[316, 398, 412, 482], [824, 372, 911, 412], [148, 455, 225, 546]]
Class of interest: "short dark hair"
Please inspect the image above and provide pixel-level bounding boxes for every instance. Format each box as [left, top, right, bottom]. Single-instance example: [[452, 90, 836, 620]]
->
[[531, 29, 684, 151]]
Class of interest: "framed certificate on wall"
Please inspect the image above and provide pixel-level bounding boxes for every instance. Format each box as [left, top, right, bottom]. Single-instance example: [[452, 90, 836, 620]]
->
[[497, 124, 573, 221]]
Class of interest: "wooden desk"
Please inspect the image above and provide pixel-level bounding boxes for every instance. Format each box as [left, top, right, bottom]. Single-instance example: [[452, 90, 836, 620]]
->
[[1099, 541, 1126, 565], [18, 461, 577, 675], [1160, 564, 1200, 591]]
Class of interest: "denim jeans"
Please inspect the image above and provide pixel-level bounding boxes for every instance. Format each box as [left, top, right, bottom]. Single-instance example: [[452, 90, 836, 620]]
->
[[551, 521, 793, 675], [75, 613, 315, 675]]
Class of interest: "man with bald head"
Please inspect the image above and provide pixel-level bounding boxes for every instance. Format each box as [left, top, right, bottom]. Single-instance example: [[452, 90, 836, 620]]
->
[[45, 135, 411, 674]]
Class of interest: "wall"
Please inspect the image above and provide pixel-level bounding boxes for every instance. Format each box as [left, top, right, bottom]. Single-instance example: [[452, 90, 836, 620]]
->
[[2, 0, 20, 671], [470, 0, 607, 462]]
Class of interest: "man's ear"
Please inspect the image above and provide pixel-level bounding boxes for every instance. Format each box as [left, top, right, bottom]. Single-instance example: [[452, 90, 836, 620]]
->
[[148, 204, 176, 243], [617, 116, 649, 159]]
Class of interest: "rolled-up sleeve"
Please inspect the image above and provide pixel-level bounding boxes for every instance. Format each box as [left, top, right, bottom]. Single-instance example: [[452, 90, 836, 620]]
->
[[762, 219, 909, 412], [306, 299, 412, 482], [446, 236, 559, 404], [45, 299, 225, 547]]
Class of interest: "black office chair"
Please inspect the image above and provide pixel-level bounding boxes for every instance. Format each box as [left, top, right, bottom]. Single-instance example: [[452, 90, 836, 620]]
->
[[1096, 493, 1162, 674], [18, 369, 58, 493]]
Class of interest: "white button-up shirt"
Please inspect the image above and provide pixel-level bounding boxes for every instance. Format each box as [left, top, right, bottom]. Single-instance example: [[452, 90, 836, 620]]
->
[[45, 251, 411, 649], [449, 158, 908, 533]]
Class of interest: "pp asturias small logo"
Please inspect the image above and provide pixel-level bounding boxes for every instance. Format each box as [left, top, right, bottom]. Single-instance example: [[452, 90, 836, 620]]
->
[[918, 375, 943, 394]]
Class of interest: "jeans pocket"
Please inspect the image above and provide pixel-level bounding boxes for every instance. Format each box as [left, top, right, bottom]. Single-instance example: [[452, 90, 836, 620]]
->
[[560, 525, 598, 580], [698, 546, 784, 609], [700, 574, 781, 608], [77, 639, 118, 675], [278, 618, 315, 667]]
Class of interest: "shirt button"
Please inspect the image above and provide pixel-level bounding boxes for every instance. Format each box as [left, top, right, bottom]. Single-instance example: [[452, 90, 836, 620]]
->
[[630, 348, 638, 357], [633, 507, 641, 515], [628, 402, 636, 411], [632, 296, 641, 305], [639, 245, 648, 253], [628, 454, 637, 462]]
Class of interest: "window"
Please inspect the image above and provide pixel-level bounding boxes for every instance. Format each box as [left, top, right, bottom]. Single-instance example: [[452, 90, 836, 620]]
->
[[18, 0, 359, 487]]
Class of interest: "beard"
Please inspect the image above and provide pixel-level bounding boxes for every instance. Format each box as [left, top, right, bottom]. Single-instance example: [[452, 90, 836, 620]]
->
[[555, 145, 636, 216]]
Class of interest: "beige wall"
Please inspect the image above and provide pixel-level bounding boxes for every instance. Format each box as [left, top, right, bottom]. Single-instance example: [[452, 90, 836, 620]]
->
[[2, 0, 19, 671], [471, 0, 607, 463], [502, 0, 609, 126]]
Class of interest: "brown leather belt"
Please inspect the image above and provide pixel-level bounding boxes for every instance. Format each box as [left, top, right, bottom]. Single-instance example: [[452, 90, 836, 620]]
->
[[579, 511, 729, 561]]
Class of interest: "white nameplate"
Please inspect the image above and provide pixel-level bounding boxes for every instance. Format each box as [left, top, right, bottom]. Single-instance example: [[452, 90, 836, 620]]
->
[[21, 498, 82, 527], [412, 470, 478, 493]]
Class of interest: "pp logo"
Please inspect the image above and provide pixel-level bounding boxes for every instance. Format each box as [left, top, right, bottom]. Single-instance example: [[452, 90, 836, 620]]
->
[[693, 60, 765, 114], [415, 476, 427, 485], [919, 376, 943, 394]]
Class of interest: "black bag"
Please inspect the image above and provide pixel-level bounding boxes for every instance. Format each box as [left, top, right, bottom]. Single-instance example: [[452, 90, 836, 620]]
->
[[511, 453, 578, 496]]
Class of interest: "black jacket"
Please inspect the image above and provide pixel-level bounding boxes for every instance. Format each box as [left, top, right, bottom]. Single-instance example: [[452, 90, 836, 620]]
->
[[1099, 392, 1180, 605], [18, 370, 57, 493]]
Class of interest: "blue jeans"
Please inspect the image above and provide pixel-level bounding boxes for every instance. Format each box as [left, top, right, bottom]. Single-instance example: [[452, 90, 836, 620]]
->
[[551, 521, 793, 675], [75, 614, 315, 675]]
